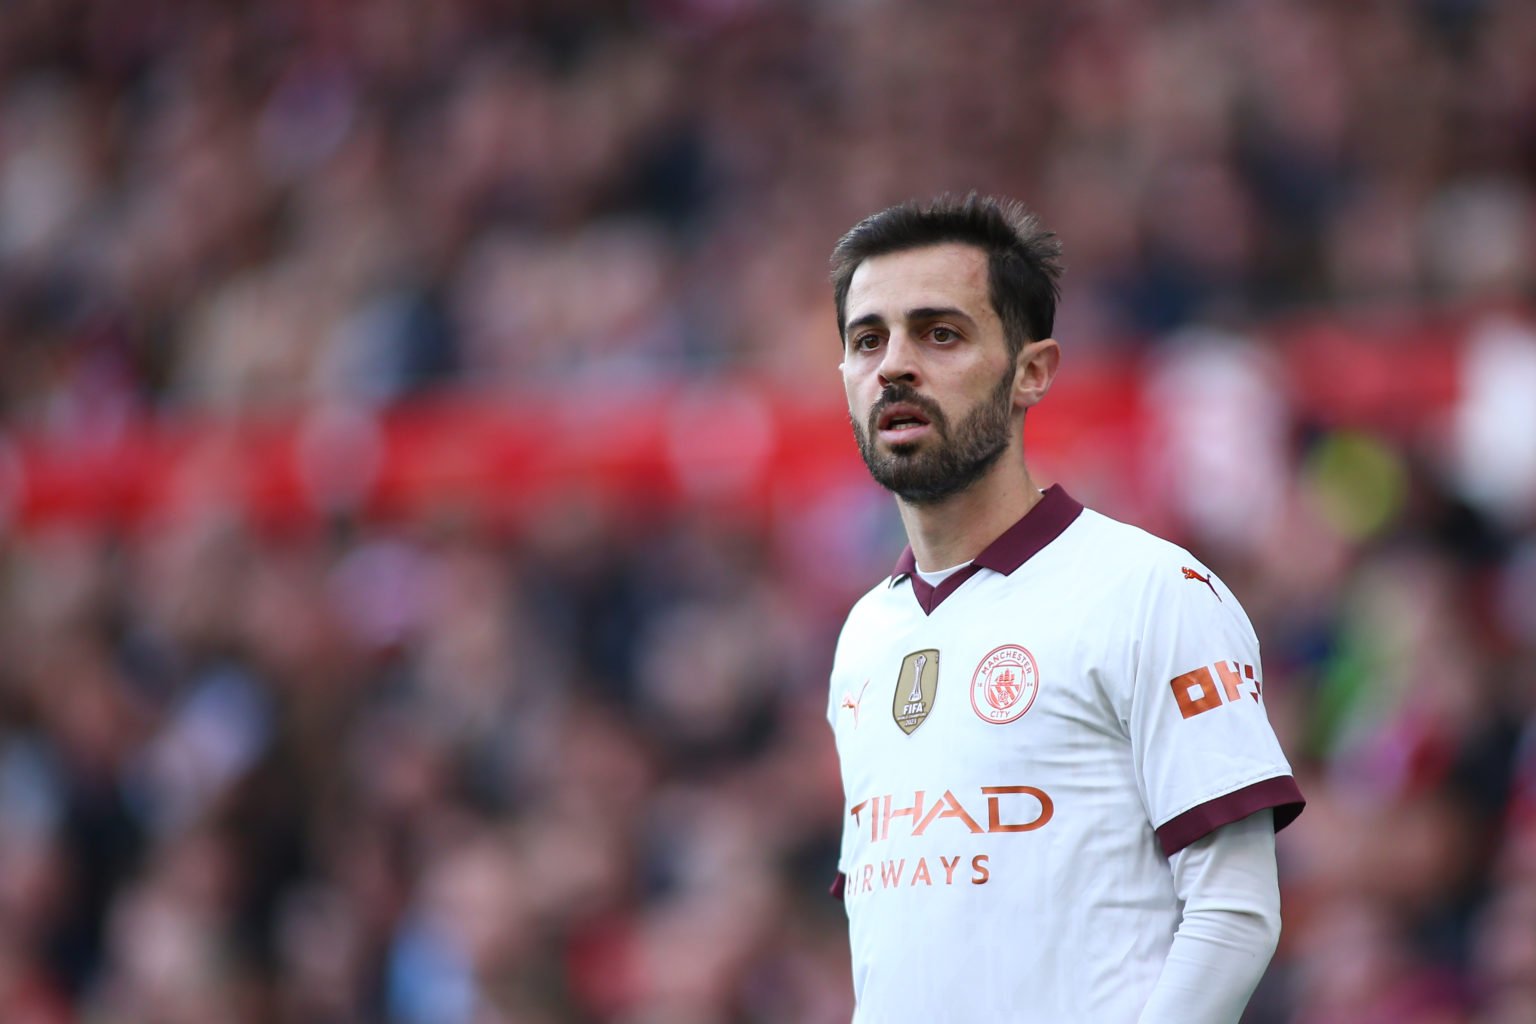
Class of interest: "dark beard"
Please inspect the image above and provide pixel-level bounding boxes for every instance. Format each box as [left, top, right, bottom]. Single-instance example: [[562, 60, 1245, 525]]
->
[[852, 370, 1015, 505]]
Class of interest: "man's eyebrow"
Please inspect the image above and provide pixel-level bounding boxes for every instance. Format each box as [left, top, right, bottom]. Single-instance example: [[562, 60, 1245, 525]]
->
[[845, 307, 975, 336], [845, 312, 886, 336]]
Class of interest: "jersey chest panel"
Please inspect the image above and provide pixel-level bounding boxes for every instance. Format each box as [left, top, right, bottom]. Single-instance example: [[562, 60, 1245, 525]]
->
[[831, 571, 1148, 872]]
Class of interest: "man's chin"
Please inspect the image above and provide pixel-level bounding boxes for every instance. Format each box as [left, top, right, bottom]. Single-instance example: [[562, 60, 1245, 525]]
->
[[872, 462, 948, 499]]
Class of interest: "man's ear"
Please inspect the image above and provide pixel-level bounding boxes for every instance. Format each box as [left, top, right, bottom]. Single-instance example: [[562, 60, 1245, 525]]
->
[[1014, 338, 1060, 410]]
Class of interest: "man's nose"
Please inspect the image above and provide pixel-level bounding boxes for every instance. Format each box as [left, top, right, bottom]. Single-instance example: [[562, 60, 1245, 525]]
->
[[877, 331, 920, 388]]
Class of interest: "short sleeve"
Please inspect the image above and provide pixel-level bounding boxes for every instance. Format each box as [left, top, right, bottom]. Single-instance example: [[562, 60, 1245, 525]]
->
[[1127, 557, 1304, 856], [827, 623, 858, 890]]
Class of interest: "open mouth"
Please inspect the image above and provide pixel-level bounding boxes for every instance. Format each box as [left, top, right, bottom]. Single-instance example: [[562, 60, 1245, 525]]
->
[[876, 403, 934, 437]]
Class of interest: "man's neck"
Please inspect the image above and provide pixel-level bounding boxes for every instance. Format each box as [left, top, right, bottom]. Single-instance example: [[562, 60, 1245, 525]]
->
[[896, 459, 1045, 572]]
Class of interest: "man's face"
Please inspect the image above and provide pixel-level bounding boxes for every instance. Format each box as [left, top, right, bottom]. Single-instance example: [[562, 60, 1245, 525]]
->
[[840, 244, 1018, 505]]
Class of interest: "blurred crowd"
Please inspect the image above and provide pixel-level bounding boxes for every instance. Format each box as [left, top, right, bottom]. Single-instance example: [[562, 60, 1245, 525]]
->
[[2, 0, 1536, 1021]]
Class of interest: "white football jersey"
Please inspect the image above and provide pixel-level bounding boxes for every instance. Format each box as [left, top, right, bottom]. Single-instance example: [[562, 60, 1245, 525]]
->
[[827, 486, 1303, 1023]]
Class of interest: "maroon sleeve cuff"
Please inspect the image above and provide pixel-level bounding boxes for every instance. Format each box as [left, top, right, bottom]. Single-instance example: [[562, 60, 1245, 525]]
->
[[830, 872, 846, 900], [1155, 776, 1305, 857]]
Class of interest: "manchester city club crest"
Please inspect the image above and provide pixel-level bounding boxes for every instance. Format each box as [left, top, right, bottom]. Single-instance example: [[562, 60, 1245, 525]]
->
[[892, 649, 940, 734], [970, 644, 1040, 725]]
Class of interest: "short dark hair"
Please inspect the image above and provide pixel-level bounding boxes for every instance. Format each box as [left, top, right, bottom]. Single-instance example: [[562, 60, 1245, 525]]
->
[[829, 193, 1063, 356]]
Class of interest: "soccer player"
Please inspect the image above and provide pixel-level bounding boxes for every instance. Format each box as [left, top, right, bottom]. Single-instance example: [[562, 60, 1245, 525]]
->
[[825, 194, 1304, 1023]]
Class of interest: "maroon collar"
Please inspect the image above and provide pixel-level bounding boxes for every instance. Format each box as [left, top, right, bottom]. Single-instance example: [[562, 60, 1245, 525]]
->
[[892, 484, 1085, 615]]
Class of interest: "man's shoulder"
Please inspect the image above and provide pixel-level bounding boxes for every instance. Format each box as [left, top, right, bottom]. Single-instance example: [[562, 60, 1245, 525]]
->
[[840, 573, 906, 626], [1055, 506, 1202, 580], [829, 576, 913, 677], [1069, 505, 1253, 631]]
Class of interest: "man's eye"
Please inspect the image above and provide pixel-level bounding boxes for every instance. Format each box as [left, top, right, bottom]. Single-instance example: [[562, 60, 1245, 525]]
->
[[854, 334, 881, 351], [930, 327, 958, 343]]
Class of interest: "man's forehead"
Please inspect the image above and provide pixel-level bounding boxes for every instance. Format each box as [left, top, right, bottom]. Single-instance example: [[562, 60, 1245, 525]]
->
[[845, 243, 991, 320]]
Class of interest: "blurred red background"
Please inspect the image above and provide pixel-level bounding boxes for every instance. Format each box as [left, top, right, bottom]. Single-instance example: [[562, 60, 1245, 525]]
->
[[3, 2, 1536, 1023]]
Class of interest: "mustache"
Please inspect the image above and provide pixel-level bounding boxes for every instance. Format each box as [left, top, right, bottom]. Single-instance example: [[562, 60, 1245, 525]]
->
[[869, 383, 945, 431]]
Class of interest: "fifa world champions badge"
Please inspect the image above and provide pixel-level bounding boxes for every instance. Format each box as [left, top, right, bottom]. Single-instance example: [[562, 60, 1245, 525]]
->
[[970, 645, 1040, 724], [892, 649, 940, 734]]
